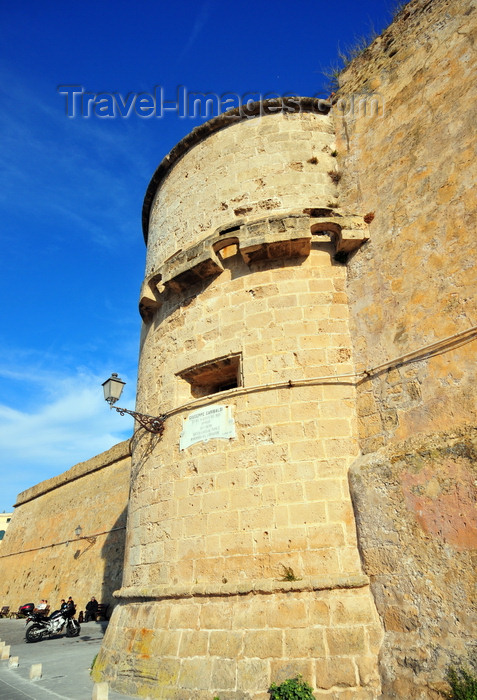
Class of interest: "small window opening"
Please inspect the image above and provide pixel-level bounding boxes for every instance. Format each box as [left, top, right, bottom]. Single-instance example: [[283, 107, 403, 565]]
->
[[219, 225, 240, 235], [178, 353, 242, 398]]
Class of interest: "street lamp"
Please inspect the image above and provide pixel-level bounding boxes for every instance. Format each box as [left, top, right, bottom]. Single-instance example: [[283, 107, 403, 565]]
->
[[101, 373, 165, 435], [74, 524, 96, 545], [101, 373, 125, 407]]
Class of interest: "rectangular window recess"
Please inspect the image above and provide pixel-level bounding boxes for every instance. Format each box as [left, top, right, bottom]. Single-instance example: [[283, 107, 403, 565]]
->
[[178, 353, 242, 398]]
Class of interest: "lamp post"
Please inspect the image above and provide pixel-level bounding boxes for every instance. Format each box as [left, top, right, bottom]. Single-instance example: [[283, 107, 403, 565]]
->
[[101, 373, 165, 435]]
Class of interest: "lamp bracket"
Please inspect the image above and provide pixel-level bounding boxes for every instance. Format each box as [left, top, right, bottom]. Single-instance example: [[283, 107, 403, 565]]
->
[[113, 405, 165, 435]]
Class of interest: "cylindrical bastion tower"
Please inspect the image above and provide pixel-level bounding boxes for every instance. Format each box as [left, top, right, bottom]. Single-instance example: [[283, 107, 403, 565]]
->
[[95, 98, 383, 699]]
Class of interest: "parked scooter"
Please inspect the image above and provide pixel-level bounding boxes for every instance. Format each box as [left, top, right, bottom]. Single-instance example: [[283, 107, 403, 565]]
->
[[25, 604, 80, 642]]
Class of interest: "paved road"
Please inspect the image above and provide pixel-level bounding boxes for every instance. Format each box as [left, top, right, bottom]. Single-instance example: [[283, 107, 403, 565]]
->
[[0, 618, 136, 700]]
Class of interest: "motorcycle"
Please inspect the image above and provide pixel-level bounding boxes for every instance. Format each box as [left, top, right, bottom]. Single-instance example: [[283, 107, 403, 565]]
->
[[25, 605, 80, 642], [18, 602, 35, 618]]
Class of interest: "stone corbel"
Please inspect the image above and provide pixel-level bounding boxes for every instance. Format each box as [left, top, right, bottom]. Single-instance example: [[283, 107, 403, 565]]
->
[[309, 213, 370, 256], [139, 237, 226, 319], [160, 239, 224, 293], [139, 210, 369, 319], [139, 273, 163, 321], [239, 214, 312, 265]]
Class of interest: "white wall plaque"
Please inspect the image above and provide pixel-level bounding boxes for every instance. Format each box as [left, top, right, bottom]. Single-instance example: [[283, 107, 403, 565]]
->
[[180, 404, 236, 450]]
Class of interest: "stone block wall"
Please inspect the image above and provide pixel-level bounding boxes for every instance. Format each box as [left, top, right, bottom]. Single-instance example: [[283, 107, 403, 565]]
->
[[2, 6, 474, 697], [95, 105, 383, 698], [0, 441, 131, 615], [144, 109, 338, 273], [349, 428, 477, 700], [335, 0, 476, 453], [126, 233, 367, 595], [97, 587, 382, 700], [95, 2, 476, 695], [334, 0, 477, 696]]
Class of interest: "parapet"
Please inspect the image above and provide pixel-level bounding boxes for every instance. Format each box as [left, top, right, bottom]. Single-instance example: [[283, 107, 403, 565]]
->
[[142, 97, 332, 242], [139, 210, 369, 319], [140, 98, 370, 319]]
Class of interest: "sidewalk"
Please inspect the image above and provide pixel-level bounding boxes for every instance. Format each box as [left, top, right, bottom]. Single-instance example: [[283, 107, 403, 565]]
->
[[0, 618, 136, 700]]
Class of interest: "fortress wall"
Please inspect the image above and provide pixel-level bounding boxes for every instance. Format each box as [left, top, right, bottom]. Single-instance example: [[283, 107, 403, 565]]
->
[[95, 109, 383, 699], [335, 0, 476, 450], [0, 440, 131, 614], [334, 0, 477, 697]]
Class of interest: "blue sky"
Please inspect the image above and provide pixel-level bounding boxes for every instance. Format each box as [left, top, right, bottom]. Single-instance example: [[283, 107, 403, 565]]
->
[[0, 0, 398, 511]]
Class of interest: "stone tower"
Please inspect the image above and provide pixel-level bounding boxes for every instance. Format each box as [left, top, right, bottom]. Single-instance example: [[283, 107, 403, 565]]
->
[[95, 98, 383, 698], [94, 2, 477, 689]]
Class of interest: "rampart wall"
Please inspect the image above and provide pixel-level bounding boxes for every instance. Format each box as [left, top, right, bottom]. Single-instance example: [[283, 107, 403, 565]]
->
[[334, 0, 477, 696], [0, 440, 131, 616]]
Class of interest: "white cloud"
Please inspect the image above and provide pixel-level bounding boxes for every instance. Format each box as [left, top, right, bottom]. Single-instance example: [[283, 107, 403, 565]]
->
[[0, 364, 135, 510]]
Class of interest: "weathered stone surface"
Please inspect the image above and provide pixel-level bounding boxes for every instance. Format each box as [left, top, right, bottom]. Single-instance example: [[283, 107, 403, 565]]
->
[[334, 0, 477, 696], [336, 0, 477, 455], [144, 103, 336, 266], [95, 590, 382, 698], [98, 105, 383, 698], [6, 2, 475, 698], [349, 428, 477, 698], [0, 441, 131, 613]]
